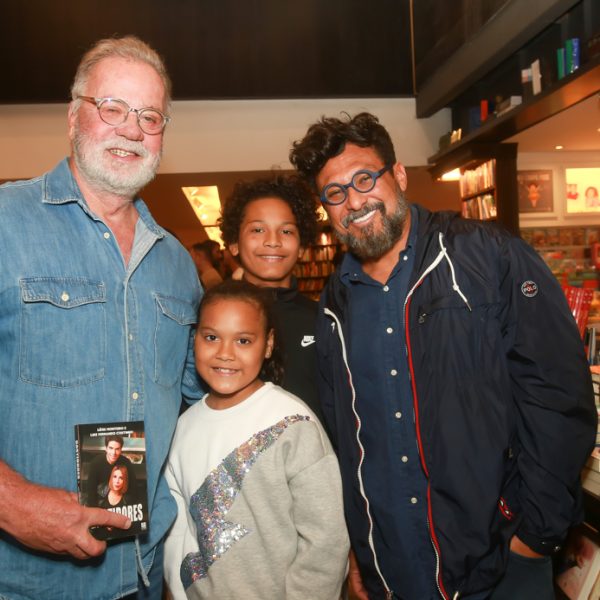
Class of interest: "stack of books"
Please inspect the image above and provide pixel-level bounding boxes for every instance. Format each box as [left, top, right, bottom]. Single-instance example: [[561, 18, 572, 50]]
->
[[581, 372, 600, 497], [555, 525, 600, 600]]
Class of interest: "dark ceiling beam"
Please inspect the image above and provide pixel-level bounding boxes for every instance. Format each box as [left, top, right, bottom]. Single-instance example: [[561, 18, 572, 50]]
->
[[415, 0, 581, 118]]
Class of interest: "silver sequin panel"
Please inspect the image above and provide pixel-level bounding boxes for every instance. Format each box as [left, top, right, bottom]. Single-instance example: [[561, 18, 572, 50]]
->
[[180, 414, 309, 589]]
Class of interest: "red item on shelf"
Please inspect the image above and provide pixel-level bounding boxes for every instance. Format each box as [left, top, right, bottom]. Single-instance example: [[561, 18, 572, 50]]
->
[[563, 285, 594, 339]]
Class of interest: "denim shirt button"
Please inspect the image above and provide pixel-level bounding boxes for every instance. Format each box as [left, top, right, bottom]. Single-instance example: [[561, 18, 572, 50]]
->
[[103, 232, 111, 239], [132, 391, 139, 400], [61, 292, 69, 302]]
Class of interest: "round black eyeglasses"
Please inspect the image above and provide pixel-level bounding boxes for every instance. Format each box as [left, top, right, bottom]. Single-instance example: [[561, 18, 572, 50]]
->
[[320, 163, 393, 205]]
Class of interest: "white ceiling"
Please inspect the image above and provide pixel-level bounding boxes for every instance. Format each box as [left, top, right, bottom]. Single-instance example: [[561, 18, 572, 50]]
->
[[507, 93, 600, 152]]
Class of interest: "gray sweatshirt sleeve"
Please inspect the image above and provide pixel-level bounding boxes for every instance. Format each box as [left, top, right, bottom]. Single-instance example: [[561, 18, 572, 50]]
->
[[284, 421, 350, 599]]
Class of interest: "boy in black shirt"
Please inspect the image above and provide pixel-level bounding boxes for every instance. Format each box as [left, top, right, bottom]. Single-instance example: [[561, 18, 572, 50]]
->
[[219, 175, 324, 422]]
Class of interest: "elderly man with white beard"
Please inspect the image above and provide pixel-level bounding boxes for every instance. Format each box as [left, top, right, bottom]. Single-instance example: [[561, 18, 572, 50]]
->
[[0, 36, 202, 600]]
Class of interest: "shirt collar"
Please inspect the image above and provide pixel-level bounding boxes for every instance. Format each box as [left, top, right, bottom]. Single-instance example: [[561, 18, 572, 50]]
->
[[41, 158, 165, 238]]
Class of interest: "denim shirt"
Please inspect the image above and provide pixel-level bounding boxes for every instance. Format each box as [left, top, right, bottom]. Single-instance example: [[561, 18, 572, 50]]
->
[[0, 159, 203, 600]]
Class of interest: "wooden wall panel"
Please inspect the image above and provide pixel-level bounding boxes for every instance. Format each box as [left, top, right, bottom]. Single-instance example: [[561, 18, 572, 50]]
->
[[0, 0, 412, 104]]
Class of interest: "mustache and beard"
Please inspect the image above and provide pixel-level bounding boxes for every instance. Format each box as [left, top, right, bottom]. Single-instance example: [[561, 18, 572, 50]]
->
[[72, 119, 162, 198], [334, 187, 410, 260]]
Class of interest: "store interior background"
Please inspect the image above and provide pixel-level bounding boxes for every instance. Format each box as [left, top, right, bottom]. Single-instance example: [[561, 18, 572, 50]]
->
[[1, 1, 600, 593], [0, 0, 598, 262]]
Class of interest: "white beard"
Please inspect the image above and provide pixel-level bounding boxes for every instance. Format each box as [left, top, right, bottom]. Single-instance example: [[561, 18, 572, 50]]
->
[[72, 123, 162, 198]]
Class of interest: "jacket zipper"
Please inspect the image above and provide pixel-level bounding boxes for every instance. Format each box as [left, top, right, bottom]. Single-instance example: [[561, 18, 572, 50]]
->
[[405, 283, 451, 600]]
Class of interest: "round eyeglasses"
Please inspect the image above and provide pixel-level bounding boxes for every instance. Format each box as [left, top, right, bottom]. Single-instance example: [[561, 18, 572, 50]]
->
[[320, 163, 393, 205], [77, 96, 170, 135]]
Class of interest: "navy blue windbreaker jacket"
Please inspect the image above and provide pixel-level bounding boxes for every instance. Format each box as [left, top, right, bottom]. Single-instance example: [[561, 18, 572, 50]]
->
[[316, 204, 597, 599]]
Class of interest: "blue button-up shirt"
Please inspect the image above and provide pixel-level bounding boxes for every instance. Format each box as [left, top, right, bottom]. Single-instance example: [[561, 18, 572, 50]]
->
[[340, 206, 438, 600], [0, 159, 202, 600]]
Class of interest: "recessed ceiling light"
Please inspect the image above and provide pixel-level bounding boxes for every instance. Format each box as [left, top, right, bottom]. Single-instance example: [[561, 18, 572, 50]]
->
[[555, 144, 564, 150], [438, 168, 461, 181], [182, 186, 224, 245]]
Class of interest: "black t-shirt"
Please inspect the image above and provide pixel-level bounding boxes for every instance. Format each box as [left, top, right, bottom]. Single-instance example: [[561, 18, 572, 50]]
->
[[270, 281, 324, 425]]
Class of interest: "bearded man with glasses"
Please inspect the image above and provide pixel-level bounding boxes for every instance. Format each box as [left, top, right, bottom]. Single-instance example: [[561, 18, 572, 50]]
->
[[290, 112, 596, 600], [0, 36, 202, 599]]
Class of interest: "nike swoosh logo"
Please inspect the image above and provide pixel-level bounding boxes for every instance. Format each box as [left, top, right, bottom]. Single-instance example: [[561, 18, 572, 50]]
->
[[301, 336, 315, 347]]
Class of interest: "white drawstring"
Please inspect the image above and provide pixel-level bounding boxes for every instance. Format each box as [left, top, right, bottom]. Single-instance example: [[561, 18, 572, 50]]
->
[[405, 232, 471, 312], [438, 233, 472, 311]]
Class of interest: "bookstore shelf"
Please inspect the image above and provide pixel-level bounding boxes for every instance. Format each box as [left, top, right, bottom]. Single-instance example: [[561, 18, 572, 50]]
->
[[294, 229, 340, 300]]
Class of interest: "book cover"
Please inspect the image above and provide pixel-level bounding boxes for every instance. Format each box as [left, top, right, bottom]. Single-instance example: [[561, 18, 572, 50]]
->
[[531, 59, 542, 95], [75, 420, 148, 540], [556, 527, 600, 600], [566, 38, 580, 74], [587, 447, 600, 473], [557, 47, 566, 79]]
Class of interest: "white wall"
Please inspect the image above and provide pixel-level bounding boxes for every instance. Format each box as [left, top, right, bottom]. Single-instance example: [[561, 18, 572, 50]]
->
[[0, 98, 450, 179], [518, 151, 600, 228]]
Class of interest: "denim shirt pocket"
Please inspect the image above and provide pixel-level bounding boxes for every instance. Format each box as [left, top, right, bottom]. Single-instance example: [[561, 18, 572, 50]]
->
[[20, 277, 106, 387], [153, 293, 197, 388]]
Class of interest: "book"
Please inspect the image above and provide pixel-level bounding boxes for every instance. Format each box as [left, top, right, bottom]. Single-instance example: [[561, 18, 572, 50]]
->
[[495, 95, 522, 117], [557, 47, 566, 79], [566, 38, 580, 74], [74, 420, 148, 540], [582, 466, 600, 497], [531, 59, 542, 95], [556, 527, 600, 600], [587, 447, 600, 473]]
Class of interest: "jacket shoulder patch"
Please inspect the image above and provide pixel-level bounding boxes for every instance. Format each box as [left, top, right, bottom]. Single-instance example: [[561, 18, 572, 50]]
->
[[521, 280, 538, 298]]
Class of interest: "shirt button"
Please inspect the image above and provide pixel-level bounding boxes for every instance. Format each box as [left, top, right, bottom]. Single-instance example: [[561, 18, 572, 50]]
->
[[395, 411, 402, 419], [104, 232, 111, 239], [390, 369, 398, 376], [403, 255, 408, 261], [132, 392, 139, 400], [383, 285, 389, 292], [410, 497, 418, 504], [386, 327, 393, 334], [401, 456, 408, 463], [129, 334, 134, 341], [61, 292, 69, 302]]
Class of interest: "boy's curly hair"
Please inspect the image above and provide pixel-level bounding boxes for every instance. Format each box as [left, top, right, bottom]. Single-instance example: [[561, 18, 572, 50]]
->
[[219, 174, 320, 248]]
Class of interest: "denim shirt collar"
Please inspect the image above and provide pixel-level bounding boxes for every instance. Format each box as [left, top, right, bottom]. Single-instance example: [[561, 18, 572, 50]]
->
[[42, 157, 165, 239]]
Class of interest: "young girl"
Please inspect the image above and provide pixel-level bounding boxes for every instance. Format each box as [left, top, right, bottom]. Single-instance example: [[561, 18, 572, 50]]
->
[[164, 280, 349, 600]]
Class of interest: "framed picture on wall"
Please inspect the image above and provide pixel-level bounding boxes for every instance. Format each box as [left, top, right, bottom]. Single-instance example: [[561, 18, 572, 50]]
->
[[517, 169, 554, 213], [566, 168, 600, 213]]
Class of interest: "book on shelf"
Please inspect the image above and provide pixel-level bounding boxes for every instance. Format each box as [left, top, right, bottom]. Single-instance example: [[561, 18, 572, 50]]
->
[[75, 420, 148, 541], [566, 38, 580, 74], [459, 159, 495, 198], [557, 47, 566, 79], [582, 466, 600, 497], [587, 447, 600, 473], [531, 59, 542, 95], [555, 527, 600, 600], [495, 95, 522, 117]]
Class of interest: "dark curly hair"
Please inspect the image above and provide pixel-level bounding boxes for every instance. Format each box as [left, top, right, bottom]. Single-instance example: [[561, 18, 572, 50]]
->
[[289, 112, 396, 188], [197, 279, 284, 386], [219, 174, 320, 248]]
